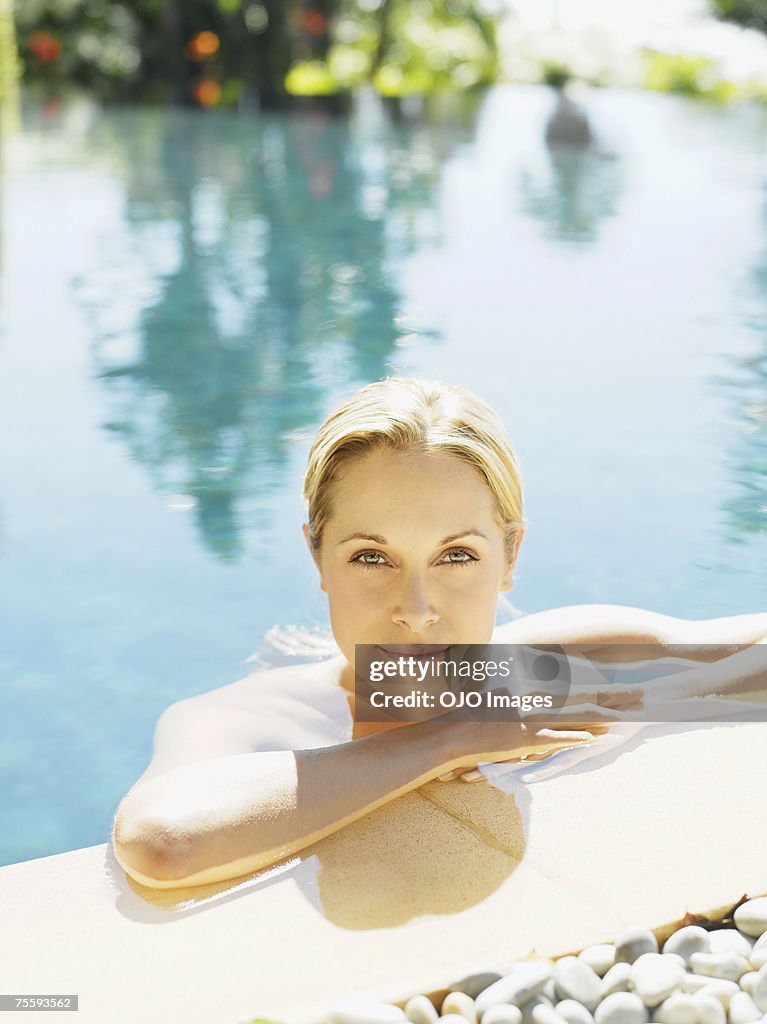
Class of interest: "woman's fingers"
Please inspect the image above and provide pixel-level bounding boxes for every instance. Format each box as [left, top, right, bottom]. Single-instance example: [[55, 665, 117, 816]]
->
[[454, 729, 600, 782]]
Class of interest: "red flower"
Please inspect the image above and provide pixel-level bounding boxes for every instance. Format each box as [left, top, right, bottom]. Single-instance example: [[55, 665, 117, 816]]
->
[[27, 30, 62, 64], [301, 8, 327, 36]]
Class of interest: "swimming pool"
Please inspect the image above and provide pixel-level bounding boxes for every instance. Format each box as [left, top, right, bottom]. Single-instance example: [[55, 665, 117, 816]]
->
[[1, 85, 766, 867]]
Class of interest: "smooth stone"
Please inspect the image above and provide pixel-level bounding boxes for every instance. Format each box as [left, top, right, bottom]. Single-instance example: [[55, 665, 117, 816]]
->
[[476, 965, 553, 1015], [556, 1000, 595, 1024], [665, 956, 688, 970], [406, 996, 439, 1024], [734, 900, 767, 940], [740, 973, 759, 998], [691, 995, 726, 1024], [728, 993, 762, 1024], [544, 982, 558, 1003], [441, 1016, 474, 1024], [752, 965, 767, 1013], [749, 951, 767, 971], [532, 1004, 570, 1024], [441, 993, 477, 1024], [692, 983, 740, 1010], [553, 957, 603, 1011], [689, 954, 750, 983], [522, 995, 553, 1024], [631, 953, 686, 1007], [603, 963, 634, 997], [663, 929, 711, 966], [481, 1010, 524, 1024], [594, 992, 650, 1024], [706, 931, 754, 959], [451, 975, 503, 1001], [616, 930, 660, 966], [580, 946, 618, 978], [327, 1004, 408, 1024], [653, 992, 699, 1024]]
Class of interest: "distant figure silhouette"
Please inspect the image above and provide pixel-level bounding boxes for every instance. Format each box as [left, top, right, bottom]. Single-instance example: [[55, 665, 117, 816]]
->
[[545, 88, 593, 149]]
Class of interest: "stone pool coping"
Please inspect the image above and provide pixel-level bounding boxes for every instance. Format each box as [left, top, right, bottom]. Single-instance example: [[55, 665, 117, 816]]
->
[[1, 720, 764, 1024]]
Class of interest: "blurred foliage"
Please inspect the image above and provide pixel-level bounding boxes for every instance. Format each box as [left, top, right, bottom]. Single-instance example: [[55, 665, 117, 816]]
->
[[1, 0, 21, 103], [711, 0, 767, 31], [12, 0, 502, 107], [643, 50, 741, 102], [539, 61, 573, 90]]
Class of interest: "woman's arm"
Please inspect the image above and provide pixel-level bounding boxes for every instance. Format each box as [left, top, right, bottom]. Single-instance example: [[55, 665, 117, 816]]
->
[[495, 605, 767, 662], [111, 714, 594, 890]]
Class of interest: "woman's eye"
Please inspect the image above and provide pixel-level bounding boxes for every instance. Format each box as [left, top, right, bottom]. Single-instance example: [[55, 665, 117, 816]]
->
[[441, 548, 478, 566], [350, 551, 389, 569]]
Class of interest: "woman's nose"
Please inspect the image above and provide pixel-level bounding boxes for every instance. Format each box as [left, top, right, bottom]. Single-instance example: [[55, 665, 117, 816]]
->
[[391, 574, 439, 632]]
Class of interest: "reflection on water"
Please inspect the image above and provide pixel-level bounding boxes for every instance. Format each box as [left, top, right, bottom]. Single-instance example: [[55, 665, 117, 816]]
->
[[78, 103, 466, 559], [518, 91, 622, 243], [719, 200, 767, 539]]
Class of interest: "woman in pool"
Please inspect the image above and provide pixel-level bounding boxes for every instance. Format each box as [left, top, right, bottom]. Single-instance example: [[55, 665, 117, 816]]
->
[[112, 377, 767, 890]]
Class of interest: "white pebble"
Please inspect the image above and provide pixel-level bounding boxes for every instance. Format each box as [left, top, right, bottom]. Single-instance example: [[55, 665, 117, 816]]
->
[[689, 954, 750, 983], [452, 975, 503, 1001], [692, 995, 726, 1024], [602, 963, 634, 998], [554, 957, 603, 1011], [581, 946, 618, 978], [734, 900, 767, 940], [692, 983, 741, 1011], [728, 992, 762, 1024], [556, 1000, 595, 1024], [441, 1016, 474, 1024], [663, 929, 711, 965], [532, 1004, 569, 1024], [481, 1009, 523, 1024], [740, 974, 759, 998], [406, 996, 439, 1024], [327, 1004, 408, 1024], [653, 992, 699, 1024], [707, 931, 754, 959], [441, 993, 477, 1023], [617, 930, 660, 966], [476, 965, 553, 1015], [631, 954, 686, 1008], [595, 991, 650, 1024], [748, 950, 767, 971], [752, 964, 767, 1013], [522, 996, 553, 1024]]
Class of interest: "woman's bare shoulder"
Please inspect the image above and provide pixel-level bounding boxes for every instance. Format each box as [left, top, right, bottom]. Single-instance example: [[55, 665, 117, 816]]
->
[[190, 655, 346, 714], [127, 657, 351, 793]]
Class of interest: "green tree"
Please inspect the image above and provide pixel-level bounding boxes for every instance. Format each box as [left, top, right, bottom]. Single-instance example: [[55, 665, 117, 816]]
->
[[14, 0, 503, 106]]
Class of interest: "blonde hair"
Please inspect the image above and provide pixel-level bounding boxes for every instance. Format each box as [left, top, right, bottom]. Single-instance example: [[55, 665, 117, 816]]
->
[[303, 377, 525, 556]]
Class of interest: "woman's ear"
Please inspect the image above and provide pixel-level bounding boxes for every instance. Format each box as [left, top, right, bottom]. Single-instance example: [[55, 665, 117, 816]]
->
[[500, 524, 526, 592], [303, 523, 327, 592]]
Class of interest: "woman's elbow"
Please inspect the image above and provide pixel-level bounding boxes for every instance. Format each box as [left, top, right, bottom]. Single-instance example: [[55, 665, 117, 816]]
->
[[111, 804, 196, 888]]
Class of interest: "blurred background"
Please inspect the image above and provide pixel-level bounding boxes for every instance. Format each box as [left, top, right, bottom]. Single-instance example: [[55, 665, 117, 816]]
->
[[1, 0, 767, 867]]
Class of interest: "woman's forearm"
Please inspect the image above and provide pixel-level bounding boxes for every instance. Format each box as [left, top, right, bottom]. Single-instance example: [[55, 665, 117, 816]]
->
[[498, 606, 767, 662], [646, 636, 767, 702], [112, 718, 458, 890]]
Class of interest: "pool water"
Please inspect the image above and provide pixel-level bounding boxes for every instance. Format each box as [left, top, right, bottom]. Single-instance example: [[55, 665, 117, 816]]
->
[[1, 86, 766, 867]]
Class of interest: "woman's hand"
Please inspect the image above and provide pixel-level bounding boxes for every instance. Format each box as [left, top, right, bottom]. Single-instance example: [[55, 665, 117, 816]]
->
[[435, 684, 644, 783]]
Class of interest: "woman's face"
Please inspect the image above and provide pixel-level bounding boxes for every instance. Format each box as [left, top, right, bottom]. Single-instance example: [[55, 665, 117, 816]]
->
[[304, 448, 523, 678]]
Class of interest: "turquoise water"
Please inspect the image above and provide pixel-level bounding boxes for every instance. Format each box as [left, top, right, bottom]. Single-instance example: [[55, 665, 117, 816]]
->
[[1, 86, 766, 867]]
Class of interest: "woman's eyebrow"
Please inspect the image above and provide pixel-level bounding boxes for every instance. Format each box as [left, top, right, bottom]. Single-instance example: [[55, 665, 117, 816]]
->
[[336, 530, 489, 546]]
